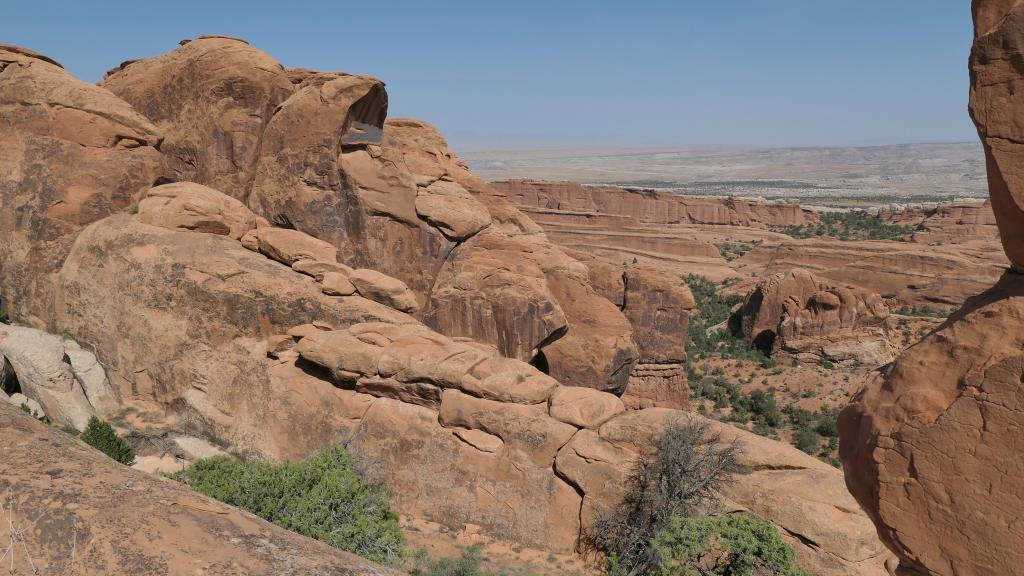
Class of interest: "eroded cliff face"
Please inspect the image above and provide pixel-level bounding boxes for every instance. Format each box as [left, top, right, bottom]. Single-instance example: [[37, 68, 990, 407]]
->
[[495, 180, 819, 227], [838, 3, 1024, 574]]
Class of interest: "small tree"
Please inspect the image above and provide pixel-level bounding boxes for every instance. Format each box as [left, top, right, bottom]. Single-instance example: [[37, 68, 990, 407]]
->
[[80, 416, 136, 465], [587, 419, 741, 576]]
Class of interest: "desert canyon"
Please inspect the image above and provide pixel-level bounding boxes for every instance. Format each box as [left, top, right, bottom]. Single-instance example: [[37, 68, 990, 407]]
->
[[0, 2, 1021, 575]]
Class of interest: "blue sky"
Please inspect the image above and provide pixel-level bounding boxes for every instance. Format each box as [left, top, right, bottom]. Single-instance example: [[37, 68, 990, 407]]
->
[[4, 1, 976, 151]]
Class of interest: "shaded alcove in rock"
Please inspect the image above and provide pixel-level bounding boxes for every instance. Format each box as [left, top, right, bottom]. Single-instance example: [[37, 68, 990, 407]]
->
[[529, 349, 550, 375], [1, 357, 20, 396]]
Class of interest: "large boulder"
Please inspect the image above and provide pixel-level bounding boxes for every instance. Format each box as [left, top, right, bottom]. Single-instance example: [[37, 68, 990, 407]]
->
[[622, 266, 695, 364], [138, 181, 262, 239], [0, 325, 94, 429], [836, 5, 1024, 575], [0, 402, 395, 576], [841, 272, 1024, 576], [101, 36, 295, 199], [619, 266, 695, 409], [0, 45, 167, 327]]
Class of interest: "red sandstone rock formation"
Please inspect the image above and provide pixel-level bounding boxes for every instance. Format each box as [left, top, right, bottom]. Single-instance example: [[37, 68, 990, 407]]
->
[[0, 45, 168, 327], [839, 3, 1024, 574], [737, 269, 892, 365], [0, 39, 892, 575], [95, 40, 638, 392], [877, 200, 998, 246], [735, 237, 1005, 307], [495, 180, 819, 227]]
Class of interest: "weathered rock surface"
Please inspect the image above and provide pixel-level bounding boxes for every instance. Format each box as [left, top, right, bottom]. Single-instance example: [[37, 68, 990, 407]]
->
[[55, 215, 414, 459], [737, 269, 893, 365], [101, 36, 294, 199], [622, 266, 695, 363], [0, 45, 167, 327], [0, 325, 94, 429], [0, 402, 396, 576], [348, 398, 582, 553], [971, 0, 1024, 272], [138, 181, 262, 239], [836, 6, 1024, 575], [348, 268, 421, 313], [250, 226, 339, 265], [841, 272, 1024, 576], [548, 385, 624, 428]]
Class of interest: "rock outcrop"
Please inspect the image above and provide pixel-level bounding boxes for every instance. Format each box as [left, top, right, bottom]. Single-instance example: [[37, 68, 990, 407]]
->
[[0, 39, 892, 575], [735, 237, 1005, 307], [96, 40, 637, 392], [841, 273, 1024, 576], [736, 269, 892, 366], [101, 36, 294, 199], [0, 45, 167, 327], [0, 402, 395, 576], [970, 0, 1024, 271], [0, 325, 120, 429], [496, 180, 819, 227], [839, 4, 1024, 575]]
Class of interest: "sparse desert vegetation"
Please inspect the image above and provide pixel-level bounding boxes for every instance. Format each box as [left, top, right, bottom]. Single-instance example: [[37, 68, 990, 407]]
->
[[170, 445, 405, 564], [772, 210, 916, 241]]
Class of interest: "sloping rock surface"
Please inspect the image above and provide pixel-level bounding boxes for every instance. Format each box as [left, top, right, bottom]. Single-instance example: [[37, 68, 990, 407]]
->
[[0, 402, 395, 576]]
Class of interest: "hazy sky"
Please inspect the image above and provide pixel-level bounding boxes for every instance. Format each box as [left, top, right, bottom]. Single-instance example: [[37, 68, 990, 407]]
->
[[5, 1, 976, 152]]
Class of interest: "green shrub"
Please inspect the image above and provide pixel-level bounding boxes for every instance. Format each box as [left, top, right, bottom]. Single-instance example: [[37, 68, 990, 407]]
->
[[683, 275, 774, 365], [793, 425, 821, 455], [772, 211, 914, 242], [650, 514, 809, 576], [170, 445, 403, 564], [894, 305, 947, 318], [79, 416, 135, 465], [814, 409, 839, 438], [410, 545, 504, 576]]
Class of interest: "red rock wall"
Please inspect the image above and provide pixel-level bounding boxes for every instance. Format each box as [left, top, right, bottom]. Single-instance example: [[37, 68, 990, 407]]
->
[[494, 180, 819, 227]]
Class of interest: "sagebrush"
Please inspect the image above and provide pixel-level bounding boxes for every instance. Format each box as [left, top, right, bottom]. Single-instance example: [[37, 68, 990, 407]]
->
[[170, 445, 403, 564], [650, 513, 809, 576]]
